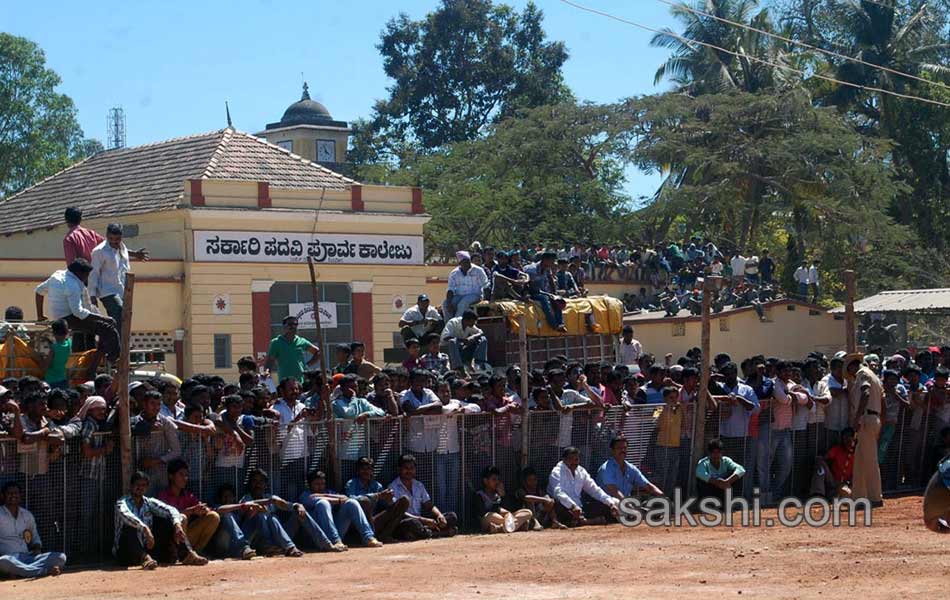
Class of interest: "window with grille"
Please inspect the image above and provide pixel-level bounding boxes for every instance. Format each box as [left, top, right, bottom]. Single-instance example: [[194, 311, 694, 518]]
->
[[213, 334, 232, 369], [268, 282, 353, 352]]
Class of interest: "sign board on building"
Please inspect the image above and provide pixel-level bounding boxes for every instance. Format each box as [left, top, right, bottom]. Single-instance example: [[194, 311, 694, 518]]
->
[[288, 302, 338, 329], [194, 230, 423, 265]]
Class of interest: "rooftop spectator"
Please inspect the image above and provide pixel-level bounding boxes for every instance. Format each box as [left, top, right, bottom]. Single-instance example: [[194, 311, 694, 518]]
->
[[62, 206, 104, 265], [35, 259, 119, 363], [88, 222, 148, 337], [441, 310, 488, 374], [398, 294, 443, 344], [443, 251, 488, 320]]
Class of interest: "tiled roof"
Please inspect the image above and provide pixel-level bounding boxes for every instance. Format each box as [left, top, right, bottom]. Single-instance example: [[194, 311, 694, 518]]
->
[[828, 289, 950, 314], [0, 128, 354, 235]]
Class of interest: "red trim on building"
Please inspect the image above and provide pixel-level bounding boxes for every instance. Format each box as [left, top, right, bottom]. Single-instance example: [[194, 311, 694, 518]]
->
[[189, 179, 205, 206], [174, 339, 185, 378], [351, 292, 374, 359], [350, 184, 364, 212], [411, 187, 424, 214], [252, 291, 272, 359], [257, 182, 271, 209]]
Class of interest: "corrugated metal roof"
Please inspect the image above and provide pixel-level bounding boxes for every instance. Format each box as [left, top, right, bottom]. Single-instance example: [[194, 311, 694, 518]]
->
[[829, 289, 950, 314]]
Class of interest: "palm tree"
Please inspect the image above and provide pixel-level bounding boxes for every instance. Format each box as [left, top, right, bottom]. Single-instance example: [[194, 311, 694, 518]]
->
[[650, 0, 778, 94], [824, 0, 950, 133]]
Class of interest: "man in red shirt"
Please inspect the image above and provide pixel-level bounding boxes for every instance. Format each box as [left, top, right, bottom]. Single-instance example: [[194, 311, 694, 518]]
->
[[810, 427, 855, 499], [157, 459, 219, 557], [63, 207, 104, 265]]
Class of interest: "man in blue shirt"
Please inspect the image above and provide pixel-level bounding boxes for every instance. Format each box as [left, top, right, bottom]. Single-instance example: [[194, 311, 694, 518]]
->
[[489, 251, 529, 301], [596, 438, 664, 504], [344, 456, 409, 543], [524, 252, 568, 332], [711, 362, 758, 498]]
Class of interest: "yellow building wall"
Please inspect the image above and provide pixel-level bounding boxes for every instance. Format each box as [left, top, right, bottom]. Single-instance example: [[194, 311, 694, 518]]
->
[[628, 304, 845, 361], [185, 262, 431, 375]]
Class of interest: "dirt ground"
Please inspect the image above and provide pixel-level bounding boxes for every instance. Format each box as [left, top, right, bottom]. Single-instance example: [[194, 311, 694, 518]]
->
[[4, 496, 943, 600]]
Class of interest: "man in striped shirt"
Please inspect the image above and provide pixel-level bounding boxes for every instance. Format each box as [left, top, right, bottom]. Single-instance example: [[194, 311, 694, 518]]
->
[[114, 471, 207, 569]]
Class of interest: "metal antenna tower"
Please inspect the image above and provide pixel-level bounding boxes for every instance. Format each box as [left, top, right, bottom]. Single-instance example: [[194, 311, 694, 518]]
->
[[107, 107, 126, 149]]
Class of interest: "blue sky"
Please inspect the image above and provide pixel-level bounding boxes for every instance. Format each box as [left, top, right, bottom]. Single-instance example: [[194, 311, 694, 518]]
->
[[7, 0, 676, 199]]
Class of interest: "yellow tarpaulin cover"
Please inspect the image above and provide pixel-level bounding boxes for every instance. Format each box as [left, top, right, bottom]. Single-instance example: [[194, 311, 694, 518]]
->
[[0, 335, 98, 383], [494, 295, 624, 337], [0, 335, 43, 378]]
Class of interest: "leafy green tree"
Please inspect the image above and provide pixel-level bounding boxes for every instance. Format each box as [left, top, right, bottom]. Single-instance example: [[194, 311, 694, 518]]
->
[[0, 33, 97, 198], [632, 89, 925, 295], [778, 0, 950, 261], [407, 101, 639, 260], [372, 0, 568, 151]]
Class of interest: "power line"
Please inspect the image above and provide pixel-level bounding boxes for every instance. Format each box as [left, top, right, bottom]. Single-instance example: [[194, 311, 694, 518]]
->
[[653, 0, 948, 93], [558, 0, 950, 108]]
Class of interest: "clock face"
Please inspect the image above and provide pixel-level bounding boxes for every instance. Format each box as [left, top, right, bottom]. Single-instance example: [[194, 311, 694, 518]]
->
[[316, 139, 336, 162]]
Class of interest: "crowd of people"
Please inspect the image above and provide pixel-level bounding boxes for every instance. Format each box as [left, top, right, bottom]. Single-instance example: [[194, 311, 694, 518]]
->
[[1, 213, 948, 579], [440, 238, 808, 326], [2, 311, 949, 578]]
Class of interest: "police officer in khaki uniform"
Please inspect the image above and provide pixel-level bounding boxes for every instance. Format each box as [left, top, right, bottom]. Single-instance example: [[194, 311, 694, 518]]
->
[[846, 353, 884, 506]]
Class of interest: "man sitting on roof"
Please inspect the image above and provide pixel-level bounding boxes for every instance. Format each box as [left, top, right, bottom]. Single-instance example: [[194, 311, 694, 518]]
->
[[35, 259, 120, 363], [524, 252, 568, 333]]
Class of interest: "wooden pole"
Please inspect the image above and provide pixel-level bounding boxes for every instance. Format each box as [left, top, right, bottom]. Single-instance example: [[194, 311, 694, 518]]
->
[[306, 257, 327, 373], [688, 276, 717, 498], [844, 270, 857, 353], [116, 273, 135, 492], [519, 314, 530, 471], [308, 257, 337, 487]]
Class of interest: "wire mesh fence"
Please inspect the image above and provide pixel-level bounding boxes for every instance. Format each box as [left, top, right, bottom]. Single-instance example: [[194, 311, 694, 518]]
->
[[4, 402, 945, 564]]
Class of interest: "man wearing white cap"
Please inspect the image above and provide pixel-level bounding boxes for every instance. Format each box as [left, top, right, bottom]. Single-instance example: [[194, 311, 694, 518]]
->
[[443, 251, 488, 320]]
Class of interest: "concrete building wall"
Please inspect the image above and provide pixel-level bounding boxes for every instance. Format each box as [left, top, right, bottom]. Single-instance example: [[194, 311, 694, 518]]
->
[[627, 303, 845, 361]]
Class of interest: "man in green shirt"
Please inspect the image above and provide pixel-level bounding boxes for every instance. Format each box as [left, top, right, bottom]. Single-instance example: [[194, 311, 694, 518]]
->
[[695, 438, 746, 503], [264, 316, 321, 383]]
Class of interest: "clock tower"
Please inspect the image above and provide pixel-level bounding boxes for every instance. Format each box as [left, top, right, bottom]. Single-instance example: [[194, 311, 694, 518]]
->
[[257, 82, 351, 170]]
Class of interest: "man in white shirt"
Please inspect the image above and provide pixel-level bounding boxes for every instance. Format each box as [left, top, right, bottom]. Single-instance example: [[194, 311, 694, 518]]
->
[[0, 481, 66, 578], [808, 260, 820, 303], [442, 251, 488, 319], [389, 454, 457, 538], [793, 263, 809, 300], [272, 378, 312, 501], [729, 253, 747, 286], [617, 325, 642, 366], [89, 223, 148, 337], [398, 294, 444, 343], [35, 259, 120, 362], [547, 446, 619, 526], [441, 310, 488, 373]]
